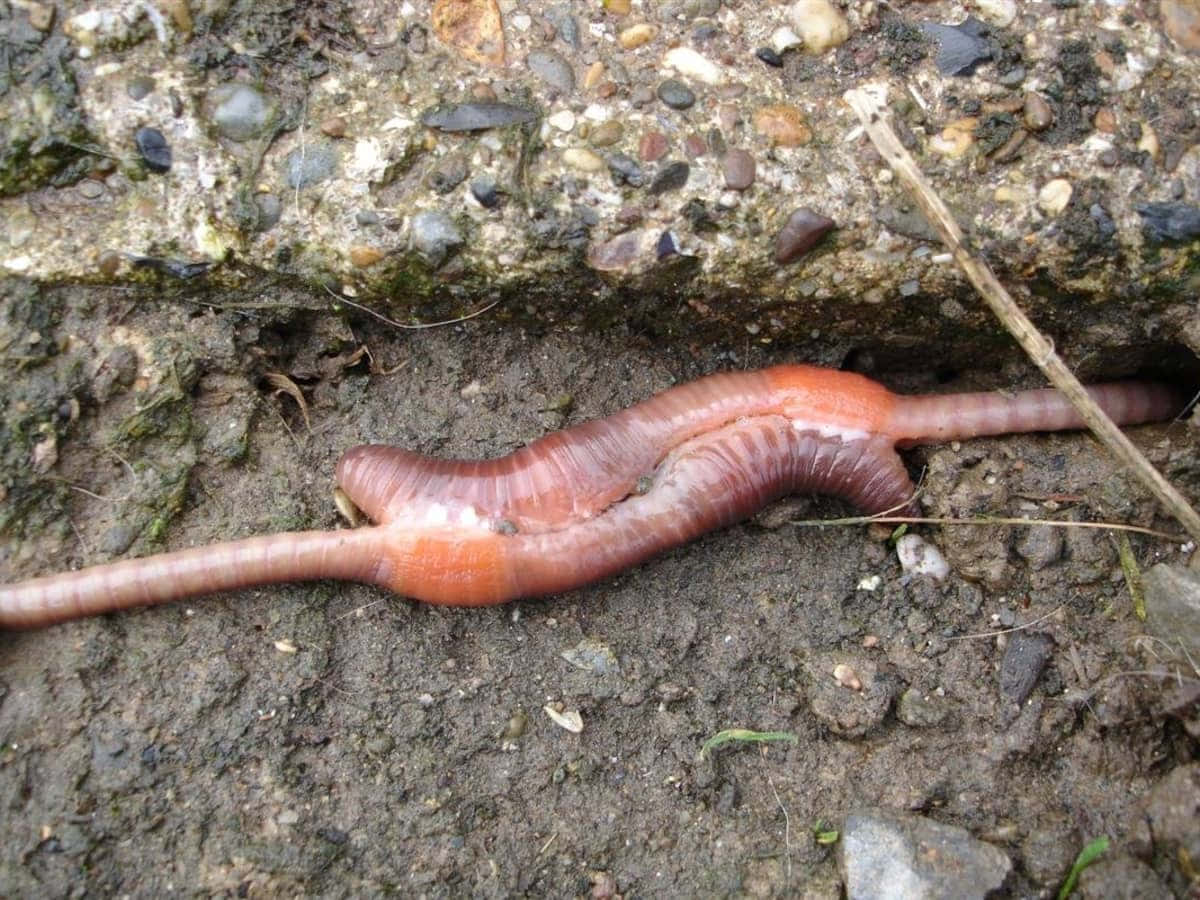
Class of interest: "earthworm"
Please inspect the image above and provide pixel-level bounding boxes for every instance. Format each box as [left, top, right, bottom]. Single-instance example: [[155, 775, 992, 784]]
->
[[0, 365, 1186, 628]]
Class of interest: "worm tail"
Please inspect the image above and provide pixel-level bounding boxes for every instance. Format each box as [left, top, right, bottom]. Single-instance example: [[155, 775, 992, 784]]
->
[[888, 381, 1189, 446], [0, 527, 389, 629]]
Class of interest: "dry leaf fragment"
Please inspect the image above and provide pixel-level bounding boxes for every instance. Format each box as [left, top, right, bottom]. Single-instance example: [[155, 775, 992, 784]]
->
[[264, 372, 311, 432], [543, 705, 583, 733], [432, 0, 505, 66]]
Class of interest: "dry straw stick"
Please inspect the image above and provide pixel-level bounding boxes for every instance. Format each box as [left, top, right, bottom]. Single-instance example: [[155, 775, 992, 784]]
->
[[843, 86, 1200, 543]]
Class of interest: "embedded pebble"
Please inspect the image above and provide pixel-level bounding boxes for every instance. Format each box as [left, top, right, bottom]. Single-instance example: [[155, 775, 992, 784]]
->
[[722, 149, 755, 189], [547, 109, 576, 132], [428, 154, 469, 194], [208, 83, 277, 142], [639, 131, 669, 162], [756, 47, 784, 68], [1014, 524, 1063, 570], [895, 533, 950, 580], [470, 176, 500, 208], [285, 143, 338, 188], [410, 210, 463, 265], [657, 78, 696, 110], [547, 7, 580, 48], [561, 638, 621, 676], [589, 120, 624, 146], [349, 245, 384, 267], [1037, 178, 1073, 215], [319, 116, 347, 138], [587, 229, 653, 271], [663, 46, 724, 84], [774, 208, 835, 263], [1162, 0, 1200, 52], [1023, 92, 1053, 131], [421, 101, 538, 131], [842, 811, 1012, 899], [135, 127, 171, 173], [753, 104, 811, 146], [788, 0, 850, 53], [683, 134, 707, 158], [527, 49, 575, 93], [255, 194, 282, 231], [78, 179, 103, 199], [563, 147, 606, 172], [771, 25, 803, 54], [127, 75, 155, 100], [619, 23, 658, 49], [896, 688, 950, 727], [974, 0, 1017, 26], [930, 118, 977, 157], [648, 160, 689, 195], [607, 153, 644, 186], [999, 631, 1055, 704]]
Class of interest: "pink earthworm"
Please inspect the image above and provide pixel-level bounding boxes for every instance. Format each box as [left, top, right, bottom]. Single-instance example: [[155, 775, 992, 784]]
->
[[0, 365, 1186, 628]]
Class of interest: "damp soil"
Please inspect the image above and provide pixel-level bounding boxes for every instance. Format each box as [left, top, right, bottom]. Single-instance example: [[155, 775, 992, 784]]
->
[[0, 283, 1197, 897]]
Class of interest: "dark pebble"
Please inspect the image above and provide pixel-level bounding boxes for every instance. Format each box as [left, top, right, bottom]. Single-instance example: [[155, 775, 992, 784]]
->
[[127, 75, 155, 100], [648, 160, 690, 195], [657, 78, 696, 110], [135, 127, 171, 173], [421, 102, 538, 132], [997, 65, 1026, 87], [999, 632, 1055, 704], [756, 47, 783, 67], [547, 5, 580, 47], [774, 208, 835, 263], [285, 143, 337, 188], [722, 148, 755, 190], [255, 194, 282, 231], [920, 17, 992, 76], [656, 230, 679, 259], [1136, 202, 1200, 243], [96, 249, 122, 277], [706, 127, 726, 156], [428, 154, 469, 194], [607, 153, 644, 187], [470, 176, 500, 208], [355, 209, 381, 227]]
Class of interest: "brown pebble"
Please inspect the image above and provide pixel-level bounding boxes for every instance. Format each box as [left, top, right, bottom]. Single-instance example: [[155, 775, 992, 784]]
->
[[774, 208, 835, 264], [753, 104, 811, 146], [603, 0, 631, 15], [1093, 107, 1117, 134], [639, 130, 669, 162], [596, 81, 618, 99], [590, 120, 624, 147], [349, 245, 385, 267], [683, 134, 707, 158], [96, 249, 121, 276], [1162, 0, 1200, 51], [618, 23, 658, 49], [583, 61, 606, 90], [722, 148, 756, 190], [320, 116, 347, 138], [470, 81, 498, 102], [1023, 91, 1053, 131]]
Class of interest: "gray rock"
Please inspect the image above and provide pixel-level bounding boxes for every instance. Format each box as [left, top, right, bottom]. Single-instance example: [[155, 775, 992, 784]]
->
[[410, 210, 463, 265], [1139, 763, 1200, 869], [208, 83, 277, 142], [527, 49, 575, 94], [284, 143, 338, 189], [841, 809, 1011, 900], [1078, 855, 1171, 900], [1143, 563, 1200, 658], [998, 631, 1054, 704]]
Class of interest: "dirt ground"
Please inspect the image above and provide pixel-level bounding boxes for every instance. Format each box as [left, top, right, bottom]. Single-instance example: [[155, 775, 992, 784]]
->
[[0, 282, 1198, 897]]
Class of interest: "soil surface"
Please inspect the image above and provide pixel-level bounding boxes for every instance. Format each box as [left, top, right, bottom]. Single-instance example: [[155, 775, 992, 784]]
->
[[1, 282, 1197, 897]]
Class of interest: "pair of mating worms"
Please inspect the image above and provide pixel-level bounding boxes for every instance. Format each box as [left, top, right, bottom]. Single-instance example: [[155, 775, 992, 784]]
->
[[0, 364, 1185, 628]]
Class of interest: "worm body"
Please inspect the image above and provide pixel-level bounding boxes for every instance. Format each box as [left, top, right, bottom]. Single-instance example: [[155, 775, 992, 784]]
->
[[0, 365, 1186, 627]]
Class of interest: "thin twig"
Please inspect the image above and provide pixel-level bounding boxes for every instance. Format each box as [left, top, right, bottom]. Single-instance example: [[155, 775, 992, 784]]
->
[[322, 283, 500, 330], [843, 86, 1200, 543], [788, 513, 1188, 543], [764, 767, 792, 887], [946, 604, 1065, 641]]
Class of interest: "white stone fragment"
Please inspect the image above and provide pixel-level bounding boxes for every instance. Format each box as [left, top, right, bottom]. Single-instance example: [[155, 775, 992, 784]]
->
[[973, 0, 1017, 27], [771, 26, 803, 54], [547, 110, 576, 132], [1037, 178, 1073, 215], [895, 534, 950, 580], [663, 46, 725, 85], [788, 0, 850, 53]]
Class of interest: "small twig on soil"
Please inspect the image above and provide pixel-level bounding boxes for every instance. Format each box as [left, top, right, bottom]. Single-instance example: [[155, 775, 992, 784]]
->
[[322, 283, 501, 330], [764, 768, 792, 887], [843, 85, 1200, 544], [945, 604, 1065, 641], [789, 513, 1188, 543]]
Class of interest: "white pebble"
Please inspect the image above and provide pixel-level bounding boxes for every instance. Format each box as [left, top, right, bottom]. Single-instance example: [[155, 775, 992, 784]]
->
[[663, 46, 725, 85], [973, 0, 1017, 27], [547, 110, 576, 132], [788, 0, 850, 53], [1037, 178, 1073, 215], [771, 25, 803, 54], [895, 534, 950, 580], [562, 148, 606, 172]]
